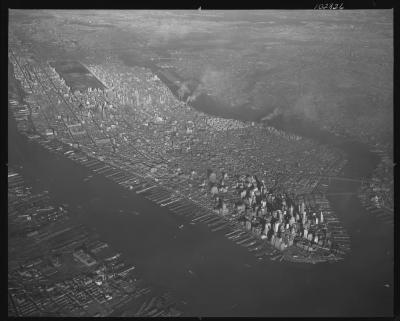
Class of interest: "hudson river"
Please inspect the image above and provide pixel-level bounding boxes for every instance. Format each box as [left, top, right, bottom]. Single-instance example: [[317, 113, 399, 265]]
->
[[8, 62, 393, 316]]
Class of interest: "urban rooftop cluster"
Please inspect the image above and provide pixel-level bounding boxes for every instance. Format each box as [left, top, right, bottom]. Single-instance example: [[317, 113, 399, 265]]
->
[[8, 168, 183, 317], [9, 33, 350, 263]]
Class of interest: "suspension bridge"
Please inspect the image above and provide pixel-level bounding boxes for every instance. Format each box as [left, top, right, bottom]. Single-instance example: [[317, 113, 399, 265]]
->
[[314, 175, 366, 184]]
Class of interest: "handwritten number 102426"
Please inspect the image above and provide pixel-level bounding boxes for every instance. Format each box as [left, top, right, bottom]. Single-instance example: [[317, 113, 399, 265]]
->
[[314, 3, 344, 9]]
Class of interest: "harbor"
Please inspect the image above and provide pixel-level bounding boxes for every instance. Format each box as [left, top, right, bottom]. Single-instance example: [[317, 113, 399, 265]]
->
[[8, 167, 183, 317], [9, 103, 393, 316], [8, 32, 393, 317], [10, 130, 354, 264]]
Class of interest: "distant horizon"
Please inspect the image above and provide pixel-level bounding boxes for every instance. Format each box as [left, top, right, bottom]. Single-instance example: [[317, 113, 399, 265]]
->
[[7, 9, 394, 318]]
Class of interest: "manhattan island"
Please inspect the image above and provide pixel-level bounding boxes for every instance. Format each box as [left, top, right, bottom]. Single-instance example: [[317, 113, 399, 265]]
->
[[9, 36, 351, 265]]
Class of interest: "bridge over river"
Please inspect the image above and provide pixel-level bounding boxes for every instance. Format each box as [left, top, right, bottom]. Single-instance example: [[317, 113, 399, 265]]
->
[[314, 175, 366, 184], [8, 47, 393, 317]]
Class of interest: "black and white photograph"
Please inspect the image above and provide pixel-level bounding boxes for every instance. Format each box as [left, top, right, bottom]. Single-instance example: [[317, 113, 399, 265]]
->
[[7, 6, 395, 318]]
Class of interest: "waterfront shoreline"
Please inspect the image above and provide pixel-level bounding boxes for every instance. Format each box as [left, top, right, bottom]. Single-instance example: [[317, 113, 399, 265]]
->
[[8, 41, 394, 315]]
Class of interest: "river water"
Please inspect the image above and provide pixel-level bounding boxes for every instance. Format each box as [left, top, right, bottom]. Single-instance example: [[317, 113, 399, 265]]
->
[[8, 60, 393, 317]]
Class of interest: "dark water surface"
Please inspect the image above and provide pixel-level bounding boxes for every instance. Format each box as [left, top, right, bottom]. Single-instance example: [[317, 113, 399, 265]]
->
[[8, 61, 393, 317]]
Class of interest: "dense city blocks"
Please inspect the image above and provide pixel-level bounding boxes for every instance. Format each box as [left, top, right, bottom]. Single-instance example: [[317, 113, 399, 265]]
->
[[8, 10, 393, 317]]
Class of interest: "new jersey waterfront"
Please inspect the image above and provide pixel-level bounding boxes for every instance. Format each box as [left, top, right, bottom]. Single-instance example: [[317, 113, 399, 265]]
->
[[8, 10, 393, 317]]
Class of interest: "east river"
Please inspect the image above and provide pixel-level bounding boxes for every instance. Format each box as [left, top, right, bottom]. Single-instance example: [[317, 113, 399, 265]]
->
[[8, 60, 393, 317]]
